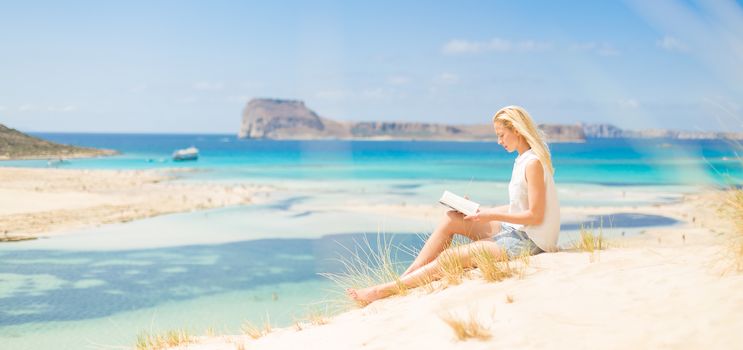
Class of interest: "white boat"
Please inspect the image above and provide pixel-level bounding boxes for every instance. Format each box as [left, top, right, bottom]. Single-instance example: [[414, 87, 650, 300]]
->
[[172, 146, 199, 161]]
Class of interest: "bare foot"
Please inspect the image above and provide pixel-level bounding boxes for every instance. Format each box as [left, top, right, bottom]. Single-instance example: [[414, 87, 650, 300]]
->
[[347, 286, 390, 306]]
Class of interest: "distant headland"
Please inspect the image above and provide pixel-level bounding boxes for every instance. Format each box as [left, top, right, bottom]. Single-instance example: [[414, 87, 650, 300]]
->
[[0, 124, 116, 160], [239, 98, 743, 142]]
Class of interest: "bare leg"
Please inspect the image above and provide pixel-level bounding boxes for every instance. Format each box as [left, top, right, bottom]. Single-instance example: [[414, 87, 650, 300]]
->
[[349, 241, 506, 305], [402, 211, 497, 277]]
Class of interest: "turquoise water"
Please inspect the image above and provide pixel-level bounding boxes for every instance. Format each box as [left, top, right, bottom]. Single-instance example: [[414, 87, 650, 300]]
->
[[0, 134, 741, 349], [2, 133, 741, 185]]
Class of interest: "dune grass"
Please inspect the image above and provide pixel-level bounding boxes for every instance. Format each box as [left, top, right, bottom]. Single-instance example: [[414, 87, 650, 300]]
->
[[135, 329, 193, 350], [323, 229, 528, 308], [439, 309, 492, 341], [515, 249, 532, 279], [241, 315, 273, 339], [723, 188, 743, 271], [437, 243, 468, 285], [575, 223, 606, 252], [572, 221, 607, 262], [712, 138, 743, 272], [293, 305, 333, 331], [471, 244, 512, 282], [320, 233, 415, 306]]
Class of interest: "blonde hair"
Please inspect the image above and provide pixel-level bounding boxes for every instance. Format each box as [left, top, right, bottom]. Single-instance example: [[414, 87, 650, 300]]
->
[[492, 105, 554, 175]]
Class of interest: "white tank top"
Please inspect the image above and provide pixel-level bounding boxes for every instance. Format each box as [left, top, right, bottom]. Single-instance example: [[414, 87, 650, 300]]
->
[[503, 149, 560, 252]]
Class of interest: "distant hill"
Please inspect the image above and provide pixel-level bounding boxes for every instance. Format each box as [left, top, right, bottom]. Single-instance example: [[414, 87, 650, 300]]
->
[[0, 124, 116, 160], [239, 98, 585, 142], [581, 123, 743, 140], [239, 98, 743, 142]]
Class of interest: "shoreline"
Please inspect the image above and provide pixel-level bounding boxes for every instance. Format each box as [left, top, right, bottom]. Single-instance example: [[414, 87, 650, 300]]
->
[[0, 148, 118, 161], [0, 167, 272, 240]]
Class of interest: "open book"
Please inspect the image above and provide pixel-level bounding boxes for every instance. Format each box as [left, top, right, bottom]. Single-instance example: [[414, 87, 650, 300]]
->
[[439, 190, 480, 216]]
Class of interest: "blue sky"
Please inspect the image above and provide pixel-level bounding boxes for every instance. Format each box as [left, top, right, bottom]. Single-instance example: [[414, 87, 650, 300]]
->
[[1, 0, 741, 133]]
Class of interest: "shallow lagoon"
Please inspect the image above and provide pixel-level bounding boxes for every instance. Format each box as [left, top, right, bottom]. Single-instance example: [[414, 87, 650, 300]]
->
[[0, 136, 729, 349]]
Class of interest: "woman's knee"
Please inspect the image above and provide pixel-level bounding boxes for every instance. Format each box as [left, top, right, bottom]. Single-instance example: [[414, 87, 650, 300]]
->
[[439, 211, 464, 231]]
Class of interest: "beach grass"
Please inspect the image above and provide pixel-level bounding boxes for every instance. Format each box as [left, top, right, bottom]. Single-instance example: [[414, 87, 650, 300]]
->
[[307, 311, 330, 326], [439, 309, 492, 341], [134, 329, 193, 350], [575, 223, 606, 252], [723, 188, 743, 271], [471, 244, 512, 282], [320, 233, 410, 305], [572, 222, 607, 262], [293, 305, 332, 330], [515, 249, 532, 279], [437, 243, 468, 285], [714, 140, 743, 271], [241, 315, 273, 339]]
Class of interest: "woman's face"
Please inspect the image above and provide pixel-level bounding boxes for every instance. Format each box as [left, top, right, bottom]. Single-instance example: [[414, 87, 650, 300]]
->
[[495, 122, 521, 153]]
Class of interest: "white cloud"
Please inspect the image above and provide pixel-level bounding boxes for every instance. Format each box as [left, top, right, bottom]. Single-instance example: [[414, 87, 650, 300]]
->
[[360, 88, 388, 99], [628, 0, 743, 98], [16, 104, 77, 112], [226, 95, 254, 103], [597, 46, 619, 56], [192, 81, 225, 91], [517, 40, 552, 52], [386, 75, 410, 85], [442, 38, 550, 55], [18, 104, 37, 112], [47, 105, 76, 112], [443, 38, 510, 54], [657, 35, 688, 52], [619, 98, 640, 109], [573, 42, 620, 56], [436, 72, 460, 84]]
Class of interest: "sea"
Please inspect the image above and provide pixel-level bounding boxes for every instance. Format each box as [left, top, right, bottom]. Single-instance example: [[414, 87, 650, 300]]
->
[[1, 134, 741, 349]]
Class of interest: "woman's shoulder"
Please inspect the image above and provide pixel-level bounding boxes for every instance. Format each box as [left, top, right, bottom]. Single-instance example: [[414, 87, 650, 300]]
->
[[524, 157, 555, 182], [525, 158, 544, 176]]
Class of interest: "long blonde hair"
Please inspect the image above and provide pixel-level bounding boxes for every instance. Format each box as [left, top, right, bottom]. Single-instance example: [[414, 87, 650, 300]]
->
[[492, 105, 554, 175]]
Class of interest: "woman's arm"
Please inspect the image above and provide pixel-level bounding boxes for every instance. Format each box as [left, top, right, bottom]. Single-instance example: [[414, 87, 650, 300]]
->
[[465, 159, 546, 225]]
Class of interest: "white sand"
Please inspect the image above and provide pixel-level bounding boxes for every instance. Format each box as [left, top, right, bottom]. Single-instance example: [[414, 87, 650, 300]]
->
[[0, 167, 272, 238], [171, 191, 743, 350]]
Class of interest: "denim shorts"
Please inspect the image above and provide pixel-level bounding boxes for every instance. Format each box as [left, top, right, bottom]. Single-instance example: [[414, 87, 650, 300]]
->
[[492, 224, 544, 259]]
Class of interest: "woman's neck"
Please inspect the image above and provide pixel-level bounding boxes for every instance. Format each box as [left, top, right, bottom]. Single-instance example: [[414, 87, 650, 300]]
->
[[516, 139, 531, 155]]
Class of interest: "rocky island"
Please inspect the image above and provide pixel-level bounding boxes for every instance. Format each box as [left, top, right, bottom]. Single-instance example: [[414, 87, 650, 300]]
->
[[239, 98, 743, 142], [238, 98, 586, 142]]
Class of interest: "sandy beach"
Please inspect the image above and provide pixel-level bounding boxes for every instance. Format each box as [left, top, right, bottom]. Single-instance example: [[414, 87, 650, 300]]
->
[[2, 166, 741, 349], [166, 190, 743, 350], [0, 167, 272, 240]]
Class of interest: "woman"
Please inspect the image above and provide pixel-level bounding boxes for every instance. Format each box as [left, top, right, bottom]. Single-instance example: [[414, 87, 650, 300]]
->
[[348, 105, 560, 304]]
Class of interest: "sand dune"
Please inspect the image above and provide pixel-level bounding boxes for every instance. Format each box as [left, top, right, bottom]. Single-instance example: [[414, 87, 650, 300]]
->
[[169, 192, 743, 350]]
